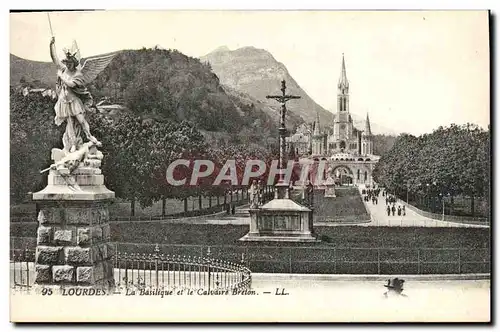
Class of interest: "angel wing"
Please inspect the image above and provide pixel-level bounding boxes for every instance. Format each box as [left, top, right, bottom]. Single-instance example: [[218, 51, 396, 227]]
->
[[78, 52, 117, 85]]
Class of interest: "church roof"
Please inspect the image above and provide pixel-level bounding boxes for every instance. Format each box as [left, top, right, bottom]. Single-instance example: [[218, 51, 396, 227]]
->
[[364, 113, 373, 136]]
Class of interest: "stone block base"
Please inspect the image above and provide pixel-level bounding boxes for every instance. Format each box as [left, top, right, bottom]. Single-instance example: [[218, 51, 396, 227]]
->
[[239, 233, 319, 242], [33, 168, 115, 292]]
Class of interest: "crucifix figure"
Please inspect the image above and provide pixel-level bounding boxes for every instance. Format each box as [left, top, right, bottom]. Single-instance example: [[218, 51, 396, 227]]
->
[[266, 80, 301, 195]]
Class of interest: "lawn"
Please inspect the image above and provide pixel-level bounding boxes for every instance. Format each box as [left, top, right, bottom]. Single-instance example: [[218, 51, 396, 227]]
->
[[291, 187, 370, 222], [11, 223, 490, 274]]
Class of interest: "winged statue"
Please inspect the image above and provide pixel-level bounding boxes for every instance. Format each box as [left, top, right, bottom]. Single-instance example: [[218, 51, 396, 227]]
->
[[50, 37, 116, 154]]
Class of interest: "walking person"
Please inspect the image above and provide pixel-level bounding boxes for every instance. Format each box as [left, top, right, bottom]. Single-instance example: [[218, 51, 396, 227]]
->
[[397, 205, 402, 216], [402, 205, 406, 216], [391, 204, 396, 216], [387, 205, 391, 216]]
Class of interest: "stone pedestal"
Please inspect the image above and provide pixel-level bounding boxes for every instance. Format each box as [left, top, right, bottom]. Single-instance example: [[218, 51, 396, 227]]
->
[[240, 178, 318, 242], [32, 164, 115, 294], [240, 199, 317, 242]]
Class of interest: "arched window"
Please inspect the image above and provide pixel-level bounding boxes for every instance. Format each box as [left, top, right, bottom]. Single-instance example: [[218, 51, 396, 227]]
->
[[365, 158, 371, 161], [340, 141, 346, 149], [357, 169, 360, 180], [340, 158, 344, 161], [364, 171, 367, 181], [358, 158, 364, 161]]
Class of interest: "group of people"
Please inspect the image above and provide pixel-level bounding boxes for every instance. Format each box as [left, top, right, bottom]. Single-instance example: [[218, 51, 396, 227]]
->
[[362, 187, 381, 205], [385, 193, 397, 205], [387, 203, 406, 216], [383, 192, 406, 216]]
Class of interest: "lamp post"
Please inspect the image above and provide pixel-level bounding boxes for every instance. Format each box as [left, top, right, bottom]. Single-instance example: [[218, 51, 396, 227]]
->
[[440, 192, 449, 221], [442, 195, 445, 221], [406, 180, 410, 204], [426, 183, 430, 210]]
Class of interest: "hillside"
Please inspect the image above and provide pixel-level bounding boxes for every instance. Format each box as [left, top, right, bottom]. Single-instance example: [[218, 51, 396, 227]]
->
[[200, 46, 335, 126], [10, 54, 56, 88], [10, 49, 278, 138], [221, 84, 304, 128]]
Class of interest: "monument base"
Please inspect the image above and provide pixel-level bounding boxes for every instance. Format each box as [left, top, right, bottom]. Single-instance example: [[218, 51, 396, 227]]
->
[[32, 166, 116, 292], [239, 233, 318, 242], [239, 199, 318, 243]]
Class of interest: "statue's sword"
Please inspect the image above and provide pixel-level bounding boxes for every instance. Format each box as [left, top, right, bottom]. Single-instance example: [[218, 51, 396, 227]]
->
[[47, 13, 54, 37]]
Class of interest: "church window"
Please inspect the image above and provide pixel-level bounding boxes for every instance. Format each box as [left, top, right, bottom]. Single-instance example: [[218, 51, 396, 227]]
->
[[357, 169, 360, 180]]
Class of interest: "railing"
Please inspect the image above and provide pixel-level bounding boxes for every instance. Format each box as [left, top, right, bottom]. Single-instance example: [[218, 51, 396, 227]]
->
[[10, 248, 35, 291], [10, 245, 489, 291], [367, 217, 489, 228], [114, 245, 252, 293], [9, 246, 252, 293]]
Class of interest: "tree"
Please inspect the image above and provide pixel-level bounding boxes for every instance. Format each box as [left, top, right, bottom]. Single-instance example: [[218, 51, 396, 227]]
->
[[10, 89, 61, 203], [373, 124, 490, 217]]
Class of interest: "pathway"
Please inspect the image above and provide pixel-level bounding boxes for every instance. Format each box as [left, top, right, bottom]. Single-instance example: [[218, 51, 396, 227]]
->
[[358, 187, 488, 228]]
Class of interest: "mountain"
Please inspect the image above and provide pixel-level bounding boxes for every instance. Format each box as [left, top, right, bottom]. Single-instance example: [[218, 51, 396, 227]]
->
[[200, 46, 398, 135], [200, 46, 334, 127], [10, 54, 56, 88], [10, 49, 279, 144], [220, 84, 304, 127]]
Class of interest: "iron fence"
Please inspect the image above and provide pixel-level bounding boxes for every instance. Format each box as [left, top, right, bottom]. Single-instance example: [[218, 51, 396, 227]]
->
[[10, 245, 489, 291], [9, 245, 252, 292], [114, 245, 252, 292], [367, 218, 489, 228], [10, 248, 35, 291]]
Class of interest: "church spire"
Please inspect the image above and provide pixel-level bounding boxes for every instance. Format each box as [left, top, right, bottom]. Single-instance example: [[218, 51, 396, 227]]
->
[[313, 112, 321, 135], [364, 113, 372, 136], [338, 53, 349, 91]]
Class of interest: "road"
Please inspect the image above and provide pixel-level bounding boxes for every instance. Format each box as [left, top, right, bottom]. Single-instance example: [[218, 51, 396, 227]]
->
[[359, 188, 488, 228]]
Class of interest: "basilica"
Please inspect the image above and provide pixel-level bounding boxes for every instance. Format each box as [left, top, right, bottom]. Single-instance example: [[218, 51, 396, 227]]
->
[[286, 55, 380, 186]]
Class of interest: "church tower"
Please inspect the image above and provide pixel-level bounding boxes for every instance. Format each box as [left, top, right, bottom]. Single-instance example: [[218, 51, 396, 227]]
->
[[333, 54, 354, 147], [361, 113, 373, 155], [312, 112, 325, 156]]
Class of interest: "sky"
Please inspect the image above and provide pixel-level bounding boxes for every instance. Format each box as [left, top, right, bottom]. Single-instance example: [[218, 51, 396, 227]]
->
[[9, 10, 490, 135]]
